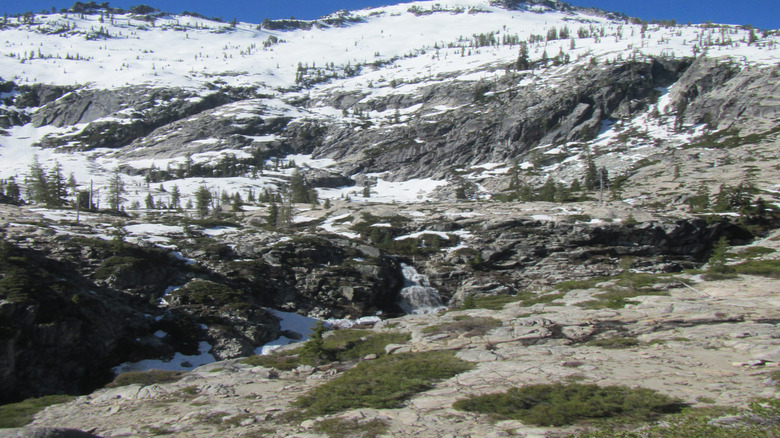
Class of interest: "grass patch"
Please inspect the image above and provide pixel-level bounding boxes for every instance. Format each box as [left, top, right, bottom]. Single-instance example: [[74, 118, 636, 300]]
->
[[453, 383, 685, 426], [0, 395, 75, 428], [319, 330, 411, 362], [243, 350, 304, 371], [729, 246, 776, 260], [293, 351, 474, 417], [106, 370, 188, 388], [312, 417, 390, 438], [242, 330, 410, 370], [587, 336, 641, 349], [732, 259, 780, 278], [554, 277, 610, 292], [422, 316, 502, 338], [573, 272, 679, 309], [464, 294, 523, 310], [579, 398, 780, 437], [515, 290, 567, 306], [700, 272, 740, 281]]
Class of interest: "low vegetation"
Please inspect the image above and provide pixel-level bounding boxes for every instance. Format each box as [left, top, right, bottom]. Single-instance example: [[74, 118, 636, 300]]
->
[[243, 329, 410, 370], [453, 383, 685, 426], [732, 259, 780, 278], [579, 398, 780, 437], [422, 316, 502, 338], [312, 417, 390, 438], [461, 293, 522, 310], [0, 395, 75, 428], [106, 370, 188, 388], [460, 290, 566, 310], [293, 351, 474, 417], [586, 336, 641, 349]]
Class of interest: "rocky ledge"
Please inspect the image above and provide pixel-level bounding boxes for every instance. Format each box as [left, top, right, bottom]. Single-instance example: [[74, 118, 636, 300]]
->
[[13, 237, 779, 436]]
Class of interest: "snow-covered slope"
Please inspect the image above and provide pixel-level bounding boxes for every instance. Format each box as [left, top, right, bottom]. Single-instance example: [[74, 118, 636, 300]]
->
[[0, 0, 778, 208]]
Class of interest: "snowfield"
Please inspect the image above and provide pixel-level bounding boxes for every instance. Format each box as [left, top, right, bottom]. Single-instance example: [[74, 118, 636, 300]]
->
[[0, 0, 778, 206]]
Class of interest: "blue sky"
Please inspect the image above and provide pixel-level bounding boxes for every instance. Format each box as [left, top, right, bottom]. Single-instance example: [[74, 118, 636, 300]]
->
[[3, 1, 779, 29]]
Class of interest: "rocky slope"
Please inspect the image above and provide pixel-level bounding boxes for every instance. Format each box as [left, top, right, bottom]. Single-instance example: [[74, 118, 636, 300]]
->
[[10, 228, 780, 437]]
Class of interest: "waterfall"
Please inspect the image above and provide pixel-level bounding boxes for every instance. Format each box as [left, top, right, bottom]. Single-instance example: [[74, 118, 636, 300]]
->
[[398, 263, 444, 314]]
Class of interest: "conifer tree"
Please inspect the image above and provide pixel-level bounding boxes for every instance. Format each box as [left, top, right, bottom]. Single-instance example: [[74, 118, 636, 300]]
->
[[26, 156, 49, 205], [47, 161, 67, 207], [266, 202, 279, 227], [5, 178, 20, 203], [516, 41, 530, 70], [170, 185, 181, 209], [194, 185, 212, 218], [107, 168, 125, 211], [289, 171, 308, 204]]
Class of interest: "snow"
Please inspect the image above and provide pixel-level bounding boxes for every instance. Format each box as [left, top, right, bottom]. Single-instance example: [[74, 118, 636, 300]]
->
[[256, 309, 320, 355], [395, 230, 452, 241], [124, 224, 184, 235], [170, 252, 196, 265], [0, 2, 776, 210], [112, 341, 216, 374], [202, 226, 239, 236]]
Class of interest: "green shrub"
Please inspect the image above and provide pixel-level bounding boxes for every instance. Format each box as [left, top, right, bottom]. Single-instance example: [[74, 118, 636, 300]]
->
[[321, 330, 411, 362], [579, 398, 780, 437], [242, 330, 411, 370], [93, 256, 146, 279], [0, 395, 75, 428], [461, 294, 476, 309], [587, 336, 641, 349], [422, 316, 501, 338], [466, 294, 522, 310], [707, 237, 731, 274], [312, 418, 389, 438], [169, 279, 244, 306], [554, 277, 610, 292], [106, 370, 187, 388], [453, 383, 685, 426], [730, 246, 776, 260], [294, 351, 474, 417], [243, 351, 304, 371], [732, 259, 780, 278]]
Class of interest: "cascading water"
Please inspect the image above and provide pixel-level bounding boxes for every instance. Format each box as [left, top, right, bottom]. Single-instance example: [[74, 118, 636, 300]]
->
[[398, 263, 444, 314]]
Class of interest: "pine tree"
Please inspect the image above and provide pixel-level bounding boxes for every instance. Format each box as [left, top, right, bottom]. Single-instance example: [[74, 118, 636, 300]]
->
[[5, 178, 20, 203], [26, 156, 49, 205], [516, 41, 530, 70], [47, 161, 67, 207], [107, 168, 125, 211], [145, 192, 155, 209], [266, 203, 279, 227], [67, 173, 77, 196], [584, 154, 599, 191], [170, 185, 181, 209], [302, 321, 328, 362], [194, 185, 212, 218], [289, 171, 309, 204], [538, 178, 556, 202], [707, 237, 731, 273], [231, 193, 243, 212]]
